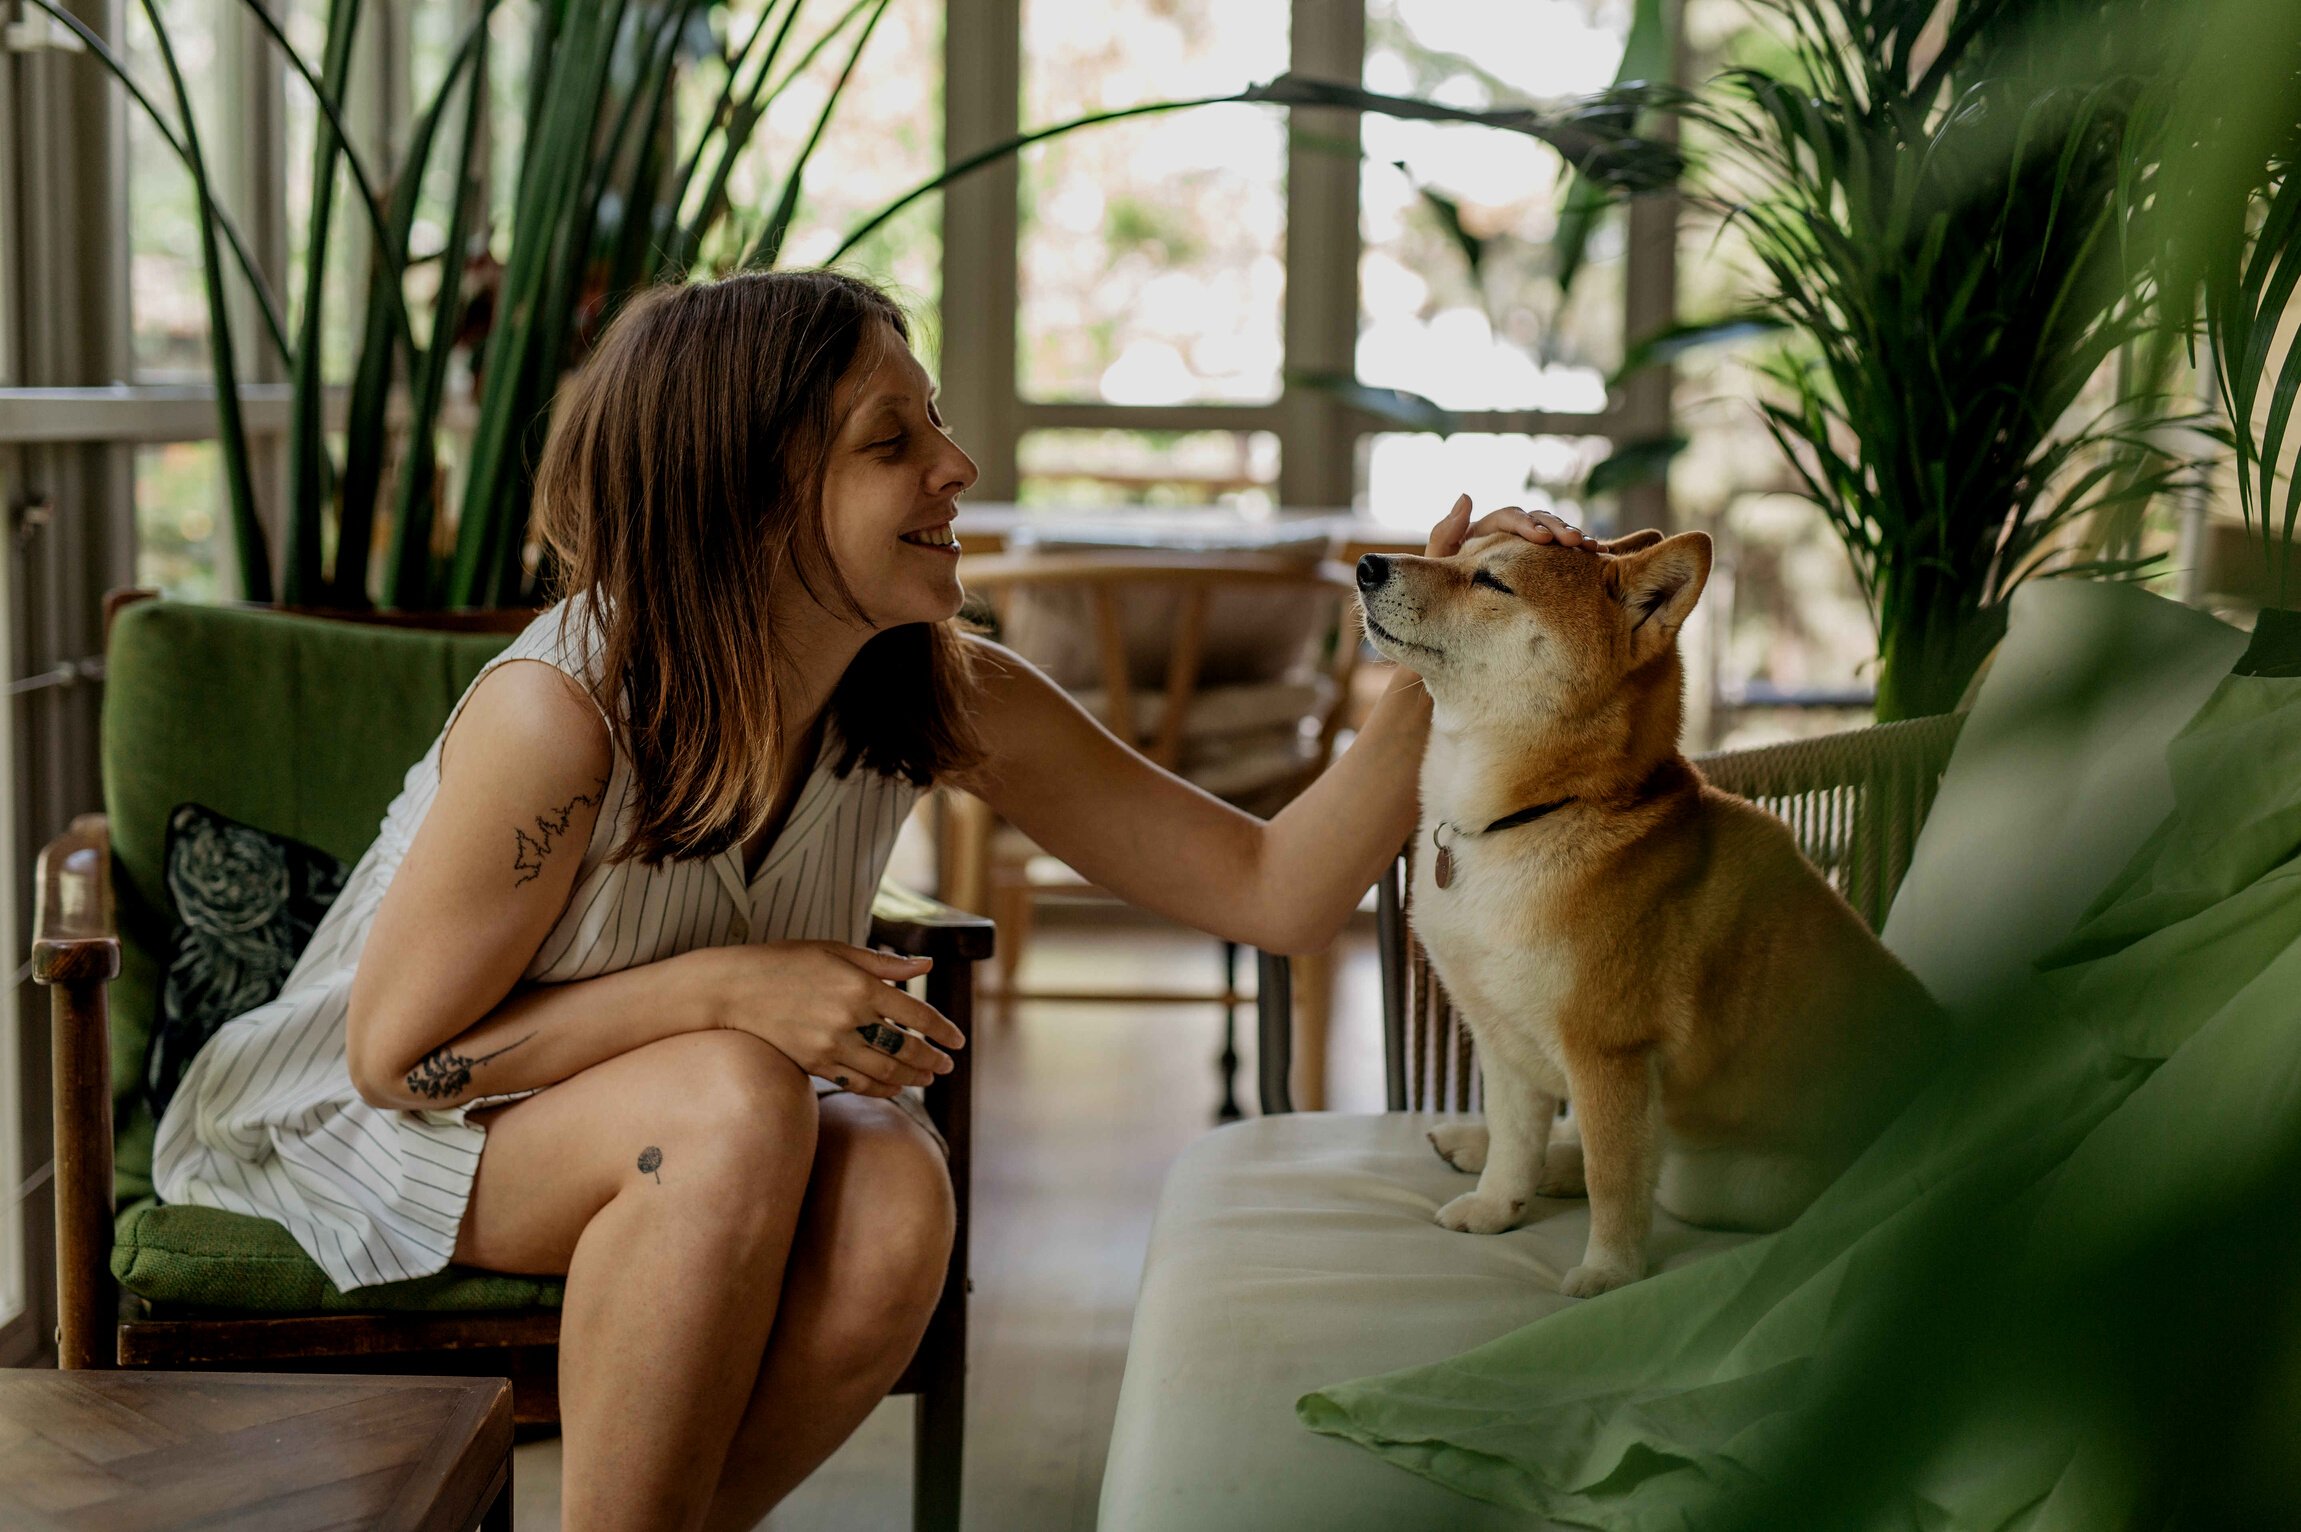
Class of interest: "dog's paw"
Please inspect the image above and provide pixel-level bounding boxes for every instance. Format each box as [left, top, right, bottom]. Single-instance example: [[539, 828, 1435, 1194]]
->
[[1427, 1123, 1489, 1175], [1559, 1254, 1642, 1298], [1435, 1190, 1526, 1234], [1535, 1140, 1585, 1198]]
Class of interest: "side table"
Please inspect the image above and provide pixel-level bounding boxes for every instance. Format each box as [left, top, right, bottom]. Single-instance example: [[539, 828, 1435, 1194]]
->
[[0, 1370, 511, 1531]]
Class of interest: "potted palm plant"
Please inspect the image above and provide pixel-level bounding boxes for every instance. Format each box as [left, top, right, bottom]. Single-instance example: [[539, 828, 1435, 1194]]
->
[[1626, 0, 2212, 721]]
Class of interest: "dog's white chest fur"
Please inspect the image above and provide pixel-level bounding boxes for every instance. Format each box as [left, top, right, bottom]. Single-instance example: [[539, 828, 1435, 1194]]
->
[[1411, 733, 1577, 1093]]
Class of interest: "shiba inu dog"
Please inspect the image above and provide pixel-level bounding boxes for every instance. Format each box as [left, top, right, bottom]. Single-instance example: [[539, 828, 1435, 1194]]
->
[[1357, 529, 1943, 1297]]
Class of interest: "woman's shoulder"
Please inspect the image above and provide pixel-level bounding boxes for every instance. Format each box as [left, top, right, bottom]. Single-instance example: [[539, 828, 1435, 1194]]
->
[[441, 653, 614, 793]]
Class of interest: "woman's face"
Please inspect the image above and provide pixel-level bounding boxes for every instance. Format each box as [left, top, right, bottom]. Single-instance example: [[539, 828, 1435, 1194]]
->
[[817, 322, 978, 630]]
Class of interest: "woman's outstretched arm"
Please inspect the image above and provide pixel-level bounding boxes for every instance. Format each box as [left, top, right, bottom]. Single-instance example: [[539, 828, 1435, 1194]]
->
[[955, 498, 1582, 955]]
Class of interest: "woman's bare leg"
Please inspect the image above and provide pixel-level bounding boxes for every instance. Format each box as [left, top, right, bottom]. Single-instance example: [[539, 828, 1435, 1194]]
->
[[702, 1093, 954, 1530], [455, 1029, 822, 1532]]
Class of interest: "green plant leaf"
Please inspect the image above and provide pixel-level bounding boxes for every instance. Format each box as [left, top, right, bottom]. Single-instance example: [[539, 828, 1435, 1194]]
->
[[1288, 371, 1460, 435], [24, 0, 289, 362], [742, 0, 891, 269], [385, 18, 492, 611], [1553, 0, 1673, 297], [1585, 435, 1690, 498], [134, 0, 269, 601], [1611, 314, 1788, 386]]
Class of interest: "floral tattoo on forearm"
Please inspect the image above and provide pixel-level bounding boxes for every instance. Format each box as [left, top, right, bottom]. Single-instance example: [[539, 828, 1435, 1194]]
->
[[405, 1032, 536, 1102], [512, 777, 608, 888]]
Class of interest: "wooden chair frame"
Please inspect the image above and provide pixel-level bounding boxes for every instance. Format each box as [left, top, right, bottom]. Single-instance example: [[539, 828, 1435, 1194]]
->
[[30, 597, 994, 1532]]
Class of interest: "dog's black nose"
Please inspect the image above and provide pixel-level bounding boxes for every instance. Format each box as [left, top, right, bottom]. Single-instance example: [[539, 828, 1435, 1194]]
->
[[1356, 554, 1390, 592]]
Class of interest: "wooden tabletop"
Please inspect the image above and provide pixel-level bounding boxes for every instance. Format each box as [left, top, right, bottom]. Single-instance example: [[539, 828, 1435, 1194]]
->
[[0, 1371, 511, 1532]]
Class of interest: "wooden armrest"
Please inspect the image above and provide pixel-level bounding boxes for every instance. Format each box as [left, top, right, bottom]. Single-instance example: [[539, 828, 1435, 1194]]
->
[[33, 813, 120, 985], [33, 814, 120, 1368], [870, 884, 995, 965]]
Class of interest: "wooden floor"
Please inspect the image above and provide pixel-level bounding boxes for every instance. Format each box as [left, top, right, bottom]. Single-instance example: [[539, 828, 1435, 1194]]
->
[[512, 913, 1385, 1531]]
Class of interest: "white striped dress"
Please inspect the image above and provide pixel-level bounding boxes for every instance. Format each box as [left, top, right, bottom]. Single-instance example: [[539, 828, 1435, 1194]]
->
[[151, 598, 922, 1292]]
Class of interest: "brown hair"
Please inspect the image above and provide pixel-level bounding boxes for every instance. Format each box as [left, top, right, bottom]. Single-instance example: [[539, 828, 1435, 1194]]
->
[[534, 270, 981, 864]]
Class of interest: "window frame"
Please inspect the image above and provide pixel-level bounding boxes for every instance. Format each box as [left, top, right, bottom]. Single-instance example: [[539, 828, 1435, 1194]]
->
[[943, 0, 1683, 526]]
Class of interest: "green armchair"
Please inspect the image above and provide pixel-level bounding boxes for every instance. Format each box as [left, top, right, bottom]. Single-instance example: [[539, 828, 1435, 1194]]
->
[[31, 594, 992, 1532]]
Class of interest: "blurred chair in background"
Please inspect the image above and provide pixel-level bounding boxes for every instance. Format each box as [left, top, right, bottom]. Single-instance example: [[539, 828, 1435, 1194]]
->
[[943, 544, 1363, 1116]]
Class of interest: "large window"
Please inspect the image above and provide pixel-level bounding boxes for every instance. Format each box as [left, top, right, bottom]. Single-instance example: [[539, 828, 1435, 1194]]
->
[[947, 0, 1674, 532]]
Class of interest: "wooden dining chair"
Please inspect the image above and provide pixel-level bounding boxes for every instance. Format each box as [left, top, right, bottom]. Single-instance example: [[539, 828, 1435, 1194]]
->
[[942, 550, 1363, 1115]]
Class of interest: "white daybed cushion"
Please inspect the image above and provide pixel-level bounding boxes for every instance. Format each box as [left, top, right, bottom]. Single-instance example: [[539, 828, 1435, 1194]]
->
[[1879, 579, 2245, 1015], [1099, 1113, 1749, 1532]]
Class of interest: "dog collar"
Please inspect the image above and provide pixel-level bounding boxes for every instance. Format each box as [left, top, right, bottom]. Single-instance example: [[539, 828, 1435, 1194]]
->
[[1431, 797, 1575, 890]]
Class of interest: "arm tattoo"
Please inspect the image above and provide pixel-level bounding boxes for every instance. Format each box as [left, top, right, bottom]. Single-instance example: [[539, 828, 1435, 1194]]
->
[[637, 1146, 663, 1183], [405, 1032, 536, 1102], [512, 777, 609, 888]]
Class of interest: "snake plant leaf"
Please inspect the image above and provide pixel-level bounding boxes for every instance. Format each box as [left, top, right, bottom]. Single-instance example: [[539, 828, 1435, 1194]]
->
[[743, 0, 893, 270], [329, 1, 494, 607], [385, 19, 492, 611], [667, 0, 815, 274], [134, 0, 271, 602], [829, 91, 1242, 264], [1239, 74, 1684, 191], [832, 76, 1682, 267], [451, 0, 632, 607], [284, 0, 365, 607], [222, 0, 418, 366]]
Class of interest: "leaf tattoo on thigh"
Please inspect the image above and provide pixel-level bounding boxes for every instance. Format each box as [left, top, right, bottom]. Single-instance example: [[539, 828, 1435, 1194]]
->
[[637, 1146, 662, 1183], [405, 1033, 536, 1102], [512, 776, 609, 888]]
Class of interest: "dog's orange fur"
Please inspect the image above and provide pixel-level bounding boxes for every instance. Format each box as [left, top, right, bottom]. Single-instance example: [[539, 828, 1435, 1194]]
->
[[1360, 529, 1942, 1296]]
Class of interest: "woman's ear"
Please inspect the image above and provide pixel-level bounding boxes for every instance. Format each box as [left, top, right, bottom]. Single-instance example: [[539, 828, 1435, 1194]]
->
[[1608, 532, 1712, 636]]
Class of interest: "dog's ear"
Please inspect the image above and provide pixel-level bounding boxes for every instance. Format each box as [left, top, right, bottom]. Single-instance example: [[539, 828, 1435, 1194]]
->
[[1593, 529, 1665, 556], [1606, 532, 1711, 638]]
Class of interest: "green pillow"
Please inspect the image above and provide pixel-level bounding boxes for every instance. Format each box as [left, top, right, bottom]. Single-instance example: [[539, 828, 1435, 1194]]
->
[[112, 1199, 561, 1314]]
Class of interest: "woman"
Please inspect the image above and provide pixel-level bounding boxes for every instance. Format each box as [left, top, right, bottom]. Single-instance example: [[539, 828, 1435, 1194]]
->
[[152, 269, 1583, 1531]]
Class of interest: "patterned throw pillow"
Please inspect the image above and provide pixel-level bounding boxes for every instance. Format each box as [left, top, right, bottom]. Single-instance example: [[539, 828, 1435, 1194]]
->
[[145, 803, 350, 1119]]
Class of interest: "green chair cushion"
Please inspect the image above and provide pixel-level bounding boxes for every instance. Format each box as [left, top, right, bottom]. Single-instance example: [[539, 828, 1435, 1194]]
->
[[102, 601, 515, 1199], [111, 1199, 562, 1314]]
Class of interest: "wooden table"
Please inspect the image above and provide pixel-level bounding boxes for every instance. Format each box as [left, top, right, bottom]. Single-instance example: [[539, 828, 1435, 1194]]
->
[[0, 1371, 512, 1531]]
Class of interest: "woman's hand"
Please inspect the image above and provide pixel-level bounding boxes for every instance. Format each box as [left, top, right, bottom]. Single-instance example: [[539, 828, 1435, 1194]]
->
[[1422, 493, 1588, 558], [1378, 495, 1590, 697], [702, 941, 966, 1097]]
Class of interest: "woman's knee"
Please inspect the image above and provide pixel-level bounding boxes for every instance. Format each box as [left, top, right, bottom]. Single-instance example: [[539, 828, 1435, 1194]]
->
[[634, 1031, 820, 1192]]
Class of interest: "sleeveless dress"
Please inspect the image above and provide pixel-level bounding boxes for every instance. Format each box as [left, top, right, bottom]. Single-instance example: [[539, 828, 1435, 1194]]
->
[[151, 598, 923, 1292]]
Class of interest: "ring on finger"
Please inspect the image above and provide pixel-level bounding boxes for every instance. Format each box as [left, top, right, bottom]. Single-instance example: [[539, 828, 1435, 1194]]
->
[[856, 1019, 907, 1057]]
